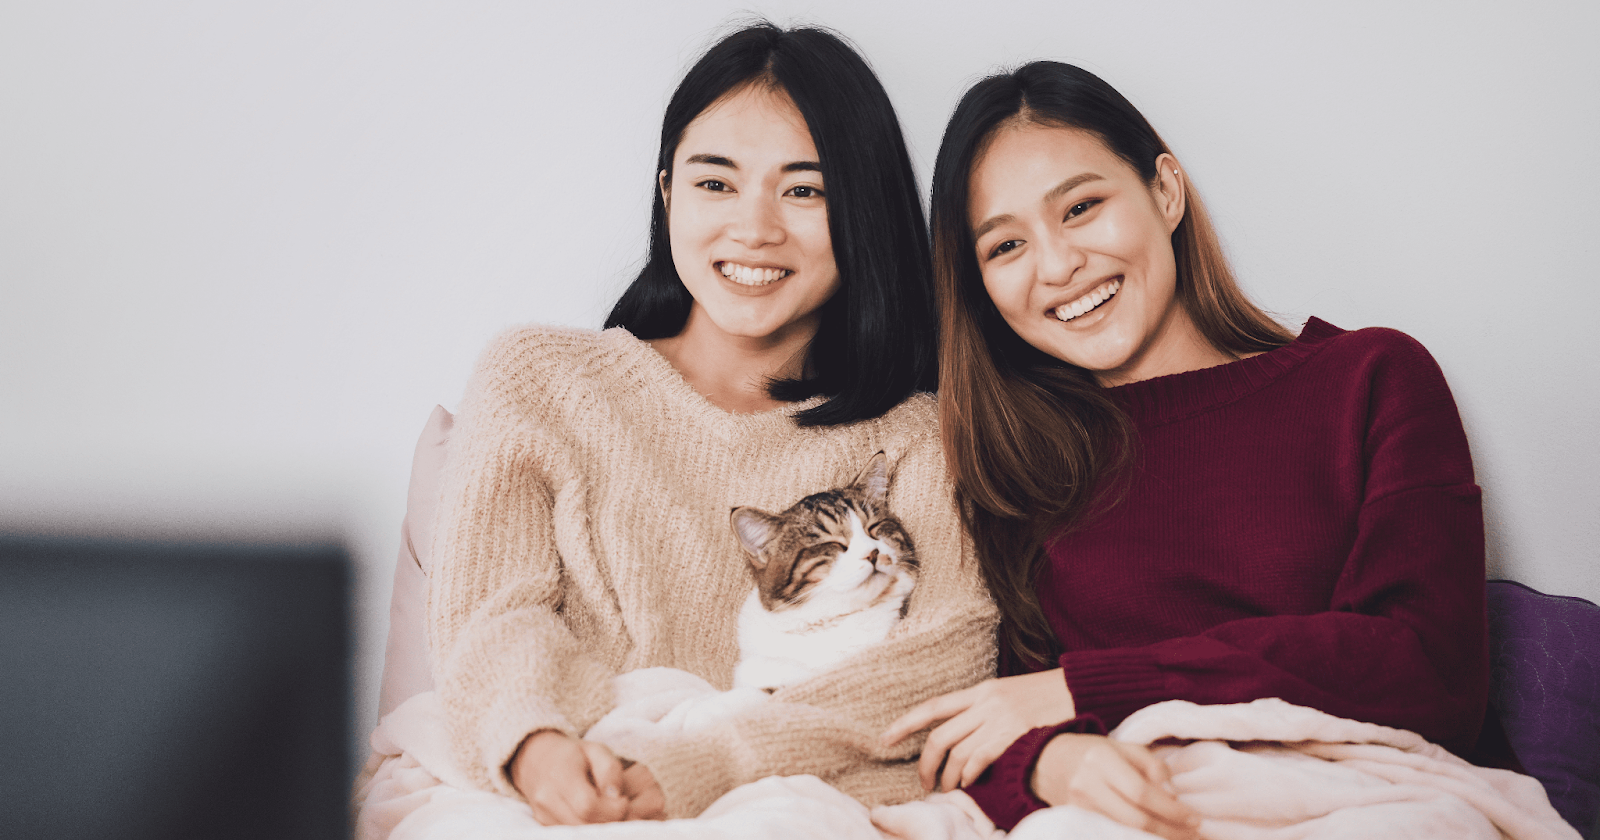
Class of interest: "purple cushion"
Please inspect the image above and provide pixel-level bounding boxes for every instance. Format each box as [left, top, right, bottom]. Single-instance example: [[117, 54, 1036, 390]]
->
[[1487, 579, 1600, 835]]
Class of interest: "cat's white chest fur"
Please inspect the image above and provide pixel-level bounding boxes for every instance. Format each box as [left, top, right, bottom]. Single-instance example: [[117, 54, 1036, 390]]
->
[[732, 589, 902, 688]]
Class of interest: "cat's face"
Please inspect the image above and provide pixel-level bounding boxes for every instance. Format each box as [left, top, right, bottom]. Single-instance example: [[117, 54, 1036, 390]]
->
[[730, 452, 918, 620]]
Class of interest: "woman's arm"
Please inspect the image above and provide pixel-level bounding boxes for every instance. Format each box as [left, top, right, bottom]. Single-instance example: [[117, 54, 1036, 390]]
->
[[1058, 484, 1484, 742], [425, 341, 621, 803], [954, 331, 1488, 830], [1057, 334, 1488, 752], [609, 436, 1001, 819], [962, 473, 1482, 829]]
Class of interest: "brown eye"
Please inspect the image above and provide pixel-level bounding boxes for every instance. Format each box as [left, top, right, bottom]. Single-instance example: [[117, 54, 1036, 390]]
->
[[987, 239, 1021, 260], [1065, 199, 1100, 220]]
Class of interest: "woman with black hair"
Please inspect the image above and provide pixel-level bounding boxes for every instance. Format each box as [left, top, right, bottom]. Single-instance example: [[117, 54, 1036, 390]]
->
[[395, 22, 996, 828], [883, 61, 1503, 838]]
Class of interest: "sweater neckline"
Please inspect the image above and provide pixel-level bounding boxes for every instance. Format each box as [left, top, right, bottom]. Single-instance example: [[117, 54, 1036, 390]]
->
[[1108, 317, 1344, 427], [599, 327, 827, 429]]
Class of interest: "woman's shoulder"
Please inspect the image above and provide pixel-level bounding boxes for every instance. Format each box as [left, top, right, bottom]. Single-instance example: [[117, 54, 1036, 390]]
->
[[875, 390, 938, 428], [473, 323, 637, 375], [446, 325, 667, 439], [848, 391, 941, 457], [1300, 317, 1437, 366], [465, 324, 654, 399], [1295, 318, 1459, 414]]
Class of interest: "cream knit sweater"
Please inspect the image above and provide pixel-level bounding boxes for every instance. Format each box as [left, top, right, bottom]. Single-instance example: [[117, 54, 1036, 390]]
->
[[425, 325, 998, 819]]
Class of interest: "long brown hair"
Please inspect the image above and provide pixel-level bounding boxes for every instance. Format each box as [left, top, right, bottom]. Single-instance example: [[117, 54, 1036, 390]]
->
[[931, 62, 1294, 667]]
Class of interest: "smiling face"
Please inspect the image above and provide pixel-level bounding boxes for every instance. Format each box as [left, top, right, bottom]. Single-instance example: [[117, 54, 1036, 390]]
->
[[663, 84, 840, 349], [968, 121, 1220, 386]]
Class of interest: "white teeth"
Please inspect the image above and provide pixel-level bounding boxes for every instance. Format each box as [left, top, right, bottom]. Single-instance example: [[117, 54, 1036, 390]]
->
[[1054, 278, 1122, 322], [719, 262, 792, 286]]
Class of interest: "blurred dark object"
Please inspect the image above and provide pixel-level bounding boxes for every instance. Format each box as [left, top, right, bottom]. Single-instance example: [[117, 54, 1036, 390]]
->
[[0, 534, 351, 840]]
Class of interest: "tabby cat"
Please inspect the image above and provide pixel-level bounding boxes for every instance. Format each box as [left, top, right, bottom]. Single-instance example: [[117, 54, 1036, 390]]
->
[[729, 450, 919, 690], [586, 452, 918, 740]]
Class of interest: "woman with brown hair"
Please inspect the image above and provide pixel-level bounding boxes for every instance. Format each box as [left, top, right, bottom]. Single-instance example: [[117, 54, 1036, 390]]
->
[[882, 61, 1501, 838]]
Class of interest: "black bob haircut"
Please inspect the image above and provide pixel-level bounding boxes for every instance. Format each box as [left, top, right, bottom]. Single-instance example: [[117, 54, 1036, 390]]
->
[[603, 22, 936, 427]]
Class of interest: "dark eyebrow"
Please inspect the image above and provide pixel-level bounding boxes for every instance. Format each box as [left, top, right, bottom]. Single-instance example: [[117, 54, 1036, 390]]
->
[[684, 153, 736, 168], [681, 154, 821, 174], [972, 172, 1106, 242], [972, 213, 1015, 242], [1043, 172, 1104, 205]]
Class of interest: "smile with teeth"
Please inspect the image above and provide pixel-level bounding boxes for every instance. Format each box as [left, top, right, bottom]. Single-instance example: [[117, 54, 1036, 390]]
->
[[1054, 278, 1122, 322], [719, 261, 793, 287]]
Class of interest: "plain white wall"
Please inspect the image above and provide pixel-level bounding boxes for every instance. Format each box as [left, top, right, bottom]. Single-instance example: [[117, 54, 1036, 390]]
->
[[3, 0, 1596, 756]]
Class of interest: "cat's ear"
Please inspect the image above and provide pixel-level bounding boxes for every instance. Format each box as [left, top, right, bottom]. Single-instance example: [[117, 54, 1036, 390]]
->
[[730, 507, 782, 567], [853, 452, 890, 504]]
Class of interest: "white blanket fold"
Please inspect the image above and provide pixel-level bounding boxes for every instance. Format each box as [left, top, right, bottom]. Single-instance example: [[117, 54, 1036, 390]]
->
[[354, 694, 1578, 840]]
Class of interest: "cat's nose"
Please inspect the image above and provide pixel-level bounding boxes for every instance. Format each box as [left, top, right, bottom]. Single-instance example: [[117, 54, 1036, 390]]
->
[[867, 548, 880, 567]]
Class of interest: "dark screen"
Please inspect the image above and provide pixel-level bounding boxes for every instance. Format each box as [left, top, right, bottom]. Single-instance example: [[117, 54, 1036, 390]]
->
[[0, 535, 351, 840]]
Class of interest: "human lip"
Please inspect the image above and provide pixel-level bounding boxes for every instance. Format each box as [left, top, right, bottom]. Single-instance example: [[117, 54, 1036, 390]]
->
[[717, 260, 794, 287], [1051, 277, 1122, 322]]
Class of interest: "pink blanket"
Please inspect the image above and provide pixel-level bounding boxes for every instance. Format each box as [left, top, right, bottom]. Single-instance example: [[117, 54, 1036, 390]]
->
[[354, 694, 1577, 840]]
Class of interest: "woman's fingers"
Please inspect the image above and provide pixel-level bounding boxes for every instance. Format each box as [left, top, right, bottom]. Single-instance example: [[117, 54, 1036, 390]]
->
[[1032, 734, 1198, 840], [1082, 777, 1198, 840], [620, 763, 666, 820], [539, 752, 603, 825], [1096, 748, 1195, 834], [512, 730, 626, 826], [579, 740, 629, 821], [939, 717, 1001, 792], [1114, 739, 1173, 786], [956, 729, 1011, 788], [1107, 742, 1192, 829], [528, 751, 594, 824], [918, 709, 983, 791], [882, 687, 976, 746]]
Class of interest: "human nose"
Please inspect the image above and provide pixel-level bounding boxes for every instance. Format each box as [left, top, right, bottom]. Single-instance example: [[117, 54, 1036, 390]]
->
[[728, 194, 786, 248], [1034, 231, 1083, 288]]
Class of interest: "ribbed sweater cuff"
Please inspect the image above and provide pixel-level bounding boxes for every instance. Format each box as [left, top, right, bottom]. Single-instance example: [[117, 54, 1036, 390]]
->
[[1059, 648, 1170, 731], [621, 732, 741, 819], [478, 698, 576, 797], [963, 715, 1106, 831]]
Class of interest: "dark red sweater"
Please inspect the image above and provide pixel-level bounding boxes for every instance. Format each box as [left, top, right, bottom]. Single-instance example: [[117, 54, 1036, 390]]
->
[[963, 318, 1491, 829]]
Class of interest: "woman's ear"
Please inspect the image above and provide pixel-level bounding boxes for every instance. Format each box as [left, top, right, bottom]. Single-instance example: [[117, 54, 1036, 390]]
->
[[658, 169, 671, 212], [1153, 153, 1186, 233]]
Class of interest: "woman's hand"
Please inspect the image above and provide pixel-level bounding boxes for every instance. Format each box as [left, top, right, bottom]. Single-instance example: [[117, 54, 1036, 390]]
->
[[620, 761, 666, 820], [508, 730, 629, 825], [1033, 733, 1199, 840], [881, 668, 1076, 792]]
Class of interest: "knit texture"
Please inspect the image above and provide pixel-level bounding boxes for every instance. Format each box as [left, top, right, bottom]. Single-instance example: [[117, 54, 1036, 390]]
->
[[425, 325, 998, 818], [965, 318, 1490, 829]]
